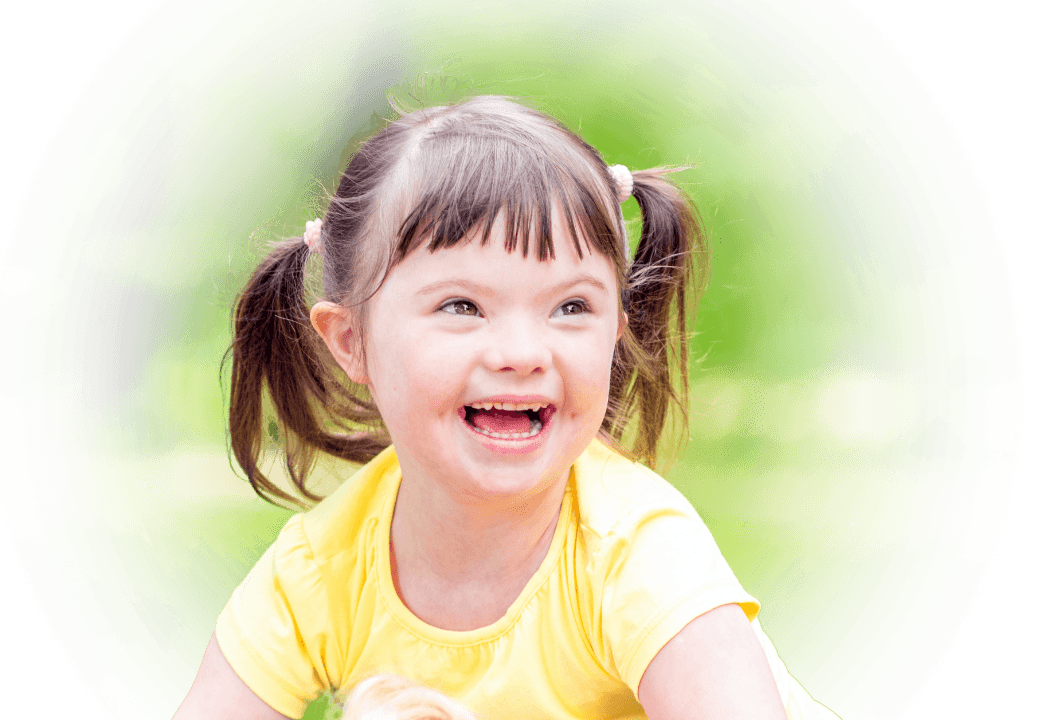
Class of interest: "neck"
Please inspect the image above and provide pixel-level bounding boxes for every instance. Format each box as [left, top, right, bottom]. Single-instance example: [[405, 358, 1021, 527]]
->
[[386, 461, 570, 631], [390, 468, 568, 584]]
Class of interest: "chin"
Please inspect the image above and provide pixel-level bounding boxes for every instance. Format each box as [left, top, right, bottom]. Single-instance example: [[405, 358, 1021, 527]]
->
[[460, 451, 569, 499]]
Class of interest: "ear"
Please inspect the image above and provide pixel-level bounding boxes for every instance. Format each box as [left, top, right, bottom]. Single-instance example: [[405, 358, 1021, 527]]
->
[[617, 311, 629, 342], [310, 301, 370, 385]]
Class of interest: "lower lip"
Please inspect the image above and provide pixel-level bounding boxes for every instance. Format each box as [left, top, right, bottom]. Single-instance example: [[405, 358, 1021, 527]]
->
[[460, 412, 552, 455]]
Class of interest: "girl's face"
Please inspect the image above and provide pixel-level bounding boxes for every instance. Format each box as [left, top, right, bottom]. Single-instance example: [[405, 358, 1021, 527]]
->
[[360, 216, 623, 505]]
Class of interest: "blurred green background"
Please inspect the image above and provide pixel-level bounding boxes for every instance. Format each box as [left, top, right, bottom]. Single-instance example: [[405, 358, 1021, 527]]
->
[[3, 1, 1056, 718]]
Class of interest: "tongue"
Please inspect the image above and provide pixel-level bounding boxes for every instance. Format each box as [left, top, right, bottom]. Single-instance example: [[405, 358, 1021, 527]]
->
[[471, 409, 532, 434]]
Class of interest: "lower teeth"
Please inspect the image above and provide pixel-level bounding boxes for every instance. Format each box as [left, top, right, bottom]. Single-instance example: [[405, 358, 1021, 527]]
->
[[470, 419, 543, 439]]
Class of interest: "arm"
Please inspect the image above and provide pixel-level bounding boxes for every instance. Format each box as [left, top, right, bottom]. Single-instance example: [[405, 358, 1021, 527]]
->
[[173, 633, 291, 720], [638, 604, 787, 720]]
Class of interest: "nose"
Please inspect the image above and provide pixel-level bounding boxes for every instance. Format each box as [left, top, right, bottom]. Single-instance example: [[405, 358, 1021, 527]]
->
[[483, 315, 551, 376]]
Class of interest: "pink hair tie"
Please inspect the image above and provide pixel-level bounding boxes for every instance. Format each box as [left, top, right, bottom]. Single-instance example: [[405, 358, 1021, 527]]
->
[[304, 218, 323, 254], [608, 164, 634, 203]]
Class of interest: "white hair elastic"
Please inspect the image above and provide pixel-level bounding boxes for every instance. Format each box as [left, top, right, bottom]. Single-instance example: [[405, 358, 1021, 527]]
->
[[608, 164, 634, 203], [304, 218, 323, 254]]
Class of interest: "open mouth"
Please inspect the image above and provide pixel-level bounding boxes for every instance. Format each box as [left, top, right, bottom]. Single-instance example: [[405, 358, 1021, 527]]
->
[[460, 402, 556, 439]]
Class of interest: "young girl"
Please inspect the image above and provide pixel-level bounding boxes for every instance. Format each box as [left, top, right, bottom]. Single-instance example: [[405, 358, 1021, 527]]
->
[[175, 95, 839, 720]]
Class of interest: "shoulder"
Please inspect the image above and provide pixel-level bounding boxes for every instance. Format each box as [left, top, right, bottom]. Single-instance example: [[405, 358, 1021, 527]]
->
[[571, 438, 703, 542], [571, 438, 746, 609], [569, 440, 760, 691], [224, 445, 399, 607], [215, 447, 401, 714], [296, 445, 401, 561]]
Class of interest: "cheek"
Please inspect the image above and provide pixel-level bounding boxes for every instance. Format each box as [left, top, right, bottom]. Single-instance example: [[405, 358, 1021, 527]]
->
[[363, 335, 416, 415], [372, 335, 466, 415], [566, 335, 618, 405], [593, 360, 616, 410]]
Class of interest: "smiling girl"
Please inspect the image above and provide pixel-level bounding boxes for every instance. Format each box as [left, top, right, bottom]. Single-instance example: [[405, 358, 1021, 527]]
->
[[174, 95, 839, 719]]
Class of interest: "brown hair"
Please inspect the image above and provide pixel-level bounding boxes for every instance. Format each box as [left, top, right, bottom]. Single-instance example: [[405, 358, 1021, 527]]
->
[[228, 95, 706, 507]]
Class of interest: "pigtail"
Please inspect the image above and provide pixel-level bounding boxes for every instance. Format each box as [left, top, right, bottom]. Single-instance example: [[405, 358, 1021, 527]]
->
[[228, 236, 388, 508], [609, 167, 707, 467]]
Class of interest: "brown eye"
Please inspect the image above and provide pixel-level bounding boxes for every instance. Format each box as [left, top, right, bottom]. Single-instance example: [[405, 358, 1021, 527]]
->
[[552, 299, 589, 317], [441, 299, 481, 317]]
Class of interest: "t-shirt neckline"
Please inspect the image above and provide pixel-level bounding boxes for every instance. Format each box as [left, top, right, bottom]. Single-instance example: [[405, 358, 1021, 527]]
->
[[374, 459, 575, 646]]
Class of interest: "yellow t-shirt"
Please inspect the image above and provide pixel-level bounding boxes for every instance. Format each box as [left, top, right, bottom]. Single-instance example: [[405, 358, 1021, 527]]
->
[[216, 439, 838, 720]]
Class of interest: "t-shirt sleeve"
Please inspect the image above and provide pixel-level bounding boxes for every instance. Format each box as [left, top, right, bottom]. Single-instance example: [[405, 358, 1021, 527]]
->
[[215, 514, 332, 719], [592, 497, 760, 698]]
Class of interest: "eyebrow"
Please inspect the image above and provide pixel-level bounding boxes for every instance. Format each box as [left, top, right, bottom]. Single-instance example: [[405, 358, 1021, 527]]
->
[[415, 273, 611, 298]]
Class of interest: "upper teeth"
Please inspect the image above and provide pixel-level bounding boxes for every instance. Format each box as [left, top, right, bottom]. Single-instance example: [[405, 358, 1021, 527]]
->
[[468, 401, 546, 412]]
